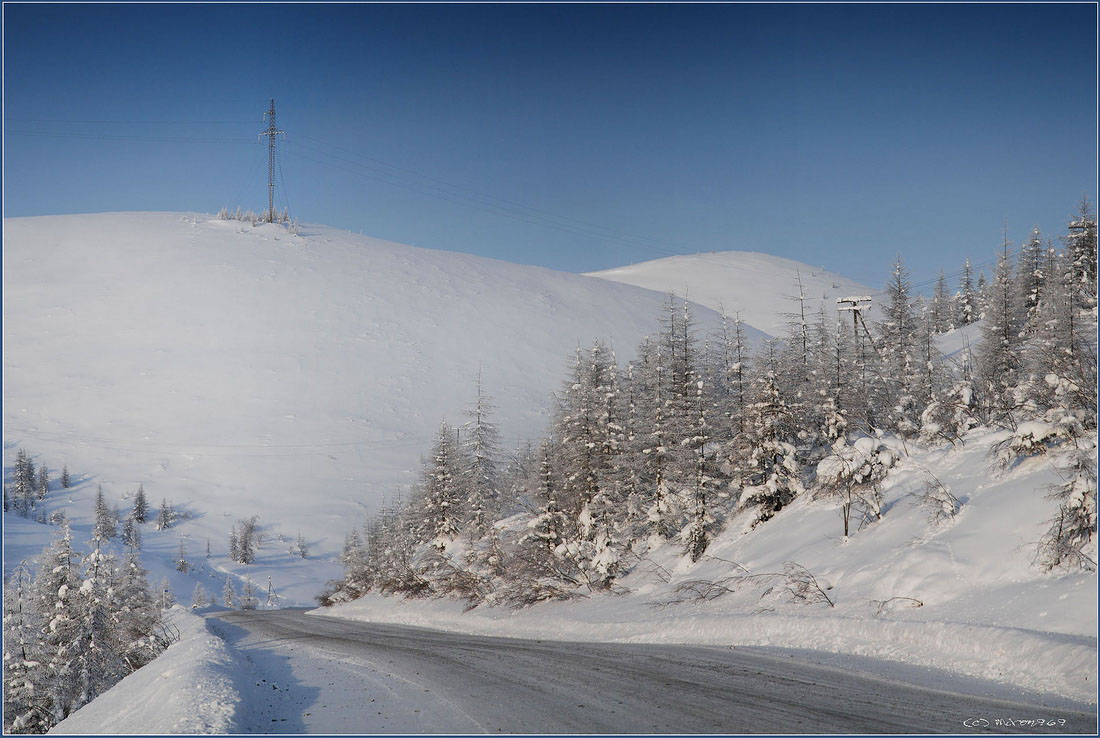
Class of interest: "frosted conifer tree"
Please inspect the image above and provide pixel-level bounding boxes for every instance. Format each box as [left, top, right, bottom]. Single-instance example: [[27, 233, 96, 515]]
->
[[121, 514, 142, 550], [175, 538, 190, 573], [3, 563, 51, 734], [60, 465, 71, 490], [11, 449, 36, 518], [115, 548, 161, 669], [930, 271, 952, 333], [70, 538, 128, 712], [1065, 197, 1098, 314], [155, 498, 173, 530], [32, 523, 81, 723], [240, 577, 258, 610], [92, 485, 116, 541], [976, 244, 1023, 427], [956, 258, 978, 327], [738, 363, 803, 527], [461, 372, 501, 535], [222, 578, 236, 609], [877, 257, 920, 436], [35, 465, 49, 501], [131, 484, 148, 524], [415, 422, 463, 549], [191, 584, 208, 609], [1015, 227, 1047, 336]]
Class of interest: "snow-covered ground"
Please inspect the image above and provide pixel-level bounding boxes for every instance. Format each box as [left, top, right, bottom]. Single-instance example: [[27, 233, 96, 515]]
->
[[3, 212, 766, 605], [320, 428, 1098, 706], [586, 250, 877, 337]]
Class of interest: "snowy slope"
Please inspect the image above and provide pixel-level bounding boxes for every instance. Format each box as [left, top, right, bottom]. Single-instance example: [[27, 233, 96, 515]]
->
[[48, 607, 241, 735], [2, 212, 762, 605], [322, 428, 1098, 705], [586, 251, 877, 338]]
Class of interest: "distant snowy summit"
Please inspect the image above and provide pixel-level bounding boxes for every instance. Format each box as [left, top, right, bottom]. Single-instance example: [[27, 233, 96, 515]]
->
[[586, 251, 875, 338]]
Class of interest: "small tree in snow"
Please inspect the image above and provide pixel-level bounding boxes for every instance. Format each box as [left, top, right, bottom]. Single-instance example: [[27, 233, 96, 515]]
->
[[222, 578, 236, 609], [240, 577, 259, 610], [155, 498, 173, 530], [1037, 443, 1097, 571], [175, 538, 190, 573], [131, 484, 148, 524], [814, 436, 898, 537]]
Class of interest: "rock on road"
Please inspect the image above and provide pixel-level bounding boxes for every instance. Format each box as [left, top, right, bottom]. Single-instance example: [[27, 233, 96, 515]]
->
[[209, 609, 1096, 734]]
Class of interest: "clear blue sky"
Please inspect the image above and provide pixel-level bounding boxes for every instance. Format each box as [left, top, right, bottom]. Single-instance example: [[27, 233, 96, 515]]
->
[[4, 3, 1096, 288]]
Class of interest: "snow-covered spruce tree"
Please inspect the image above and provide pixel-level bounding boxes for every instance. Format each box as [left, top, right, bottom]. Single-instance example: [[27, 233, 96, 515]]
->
[[175, 537, 190, 573], [1018, 250, 1097, 425], [736, 348, 804, 528], [131, 484, 148, 524], [69, 537, 129, 713], [709, 310, 751, 439], [911, 298, 945, 422], [121, 514, 142, 550], [975, 242, 1023, 428], [553, 341, 625, 587], [931, 271, 953, 333], [956, 257, 978, 327], [415, 421, 464, 550], [512, 438, 580, 599], [154, 498, 173, 530], [1065, 197, 1098, 315], [460, 373, 502, 537], [876, 257, 921, 436], [1015, 227, 1047, 337], [191, 584, 208, 610], [681, 376, 722, 562], [32, 523, 82, 723], [114, 547, 163, 670], [3, 563, 52, 734], [11, 449, 37, 518], [92, 485, 116, 541], [222, 577, 236, 609], [294, 530, 309, 558], [240, 577, 258, 610], [60, 466, 71, 490], [35, 465, 49, 501], [233, 516, 261, 564]]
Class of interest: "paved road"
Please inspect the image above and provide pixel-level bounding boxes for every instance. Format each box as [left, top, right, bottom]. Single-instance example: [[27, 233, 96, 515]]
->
[[210, 609, 1096, 734]]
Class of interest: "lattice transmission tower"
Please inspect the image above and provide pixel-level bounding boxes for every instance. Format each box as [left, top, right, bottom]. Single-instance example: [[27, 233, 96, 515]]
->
[[258, 98, 285, 223]]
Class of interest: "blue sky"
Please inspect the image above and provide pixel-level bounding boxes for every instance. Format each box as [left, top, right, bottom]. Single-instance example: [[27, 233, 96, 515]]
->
[[4, 3, 1096, 288]]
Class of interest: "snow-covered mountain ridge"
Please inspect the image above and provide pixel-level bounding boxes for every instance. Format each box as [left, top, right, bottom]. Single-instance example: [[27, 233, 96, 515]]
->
[[586, 250, 877, 338], [3, 211, 772, 602]]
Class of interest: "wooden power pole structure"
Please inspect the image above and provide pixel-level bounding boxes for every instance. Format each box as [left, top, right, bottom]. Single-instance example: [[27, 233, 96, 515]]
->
[[259, 99, 285, 223]]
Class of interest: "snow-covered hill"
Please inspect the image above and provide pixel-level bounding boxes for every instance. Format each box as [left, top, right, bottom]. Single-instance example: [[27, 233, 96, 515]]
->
[[586, 251, 877, 338], [3, 212, 768, 604]]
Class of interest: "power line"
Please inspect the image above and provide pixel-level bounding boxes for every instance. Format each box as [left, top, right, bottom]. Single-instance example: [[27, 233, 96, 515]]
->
[[7, 131, 254, 144], [4, 118, 253, 125]]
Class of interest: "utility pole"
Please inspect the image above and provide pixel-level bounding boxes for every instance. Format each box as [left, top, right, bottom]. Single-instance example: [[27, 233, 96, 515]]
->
[[259, 99, 285, 223]]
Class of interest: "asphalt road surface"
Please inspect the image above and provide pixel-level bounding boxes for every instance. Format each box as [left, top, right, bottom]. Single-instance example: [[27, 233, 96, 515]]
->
[[210, 609, 1096, 734]]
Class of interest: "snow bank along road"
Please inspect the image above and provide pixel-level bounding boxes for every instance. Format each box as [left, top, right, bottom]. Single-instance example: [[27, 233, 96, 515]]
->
[[209, 610, 1096, 734]]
